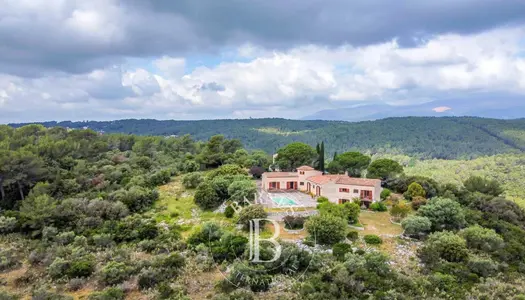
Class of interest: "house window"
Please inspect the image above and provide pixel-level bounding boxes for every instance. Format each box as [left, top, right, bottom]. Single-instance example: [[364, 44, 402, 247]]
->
[[269, 182, 279, 189], [339, 188, 350, 193], [299, 171, 305, 175], [353, 189, 359, 194], [339, 199, 350, 204], [300, 182, 305, 186], [361, 190, 373, 200]]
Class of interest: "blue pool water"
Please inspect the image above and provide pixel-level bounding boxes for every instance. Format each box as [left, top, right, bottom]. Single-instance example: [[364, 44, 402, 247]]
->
[[271, 196, 298, 206]]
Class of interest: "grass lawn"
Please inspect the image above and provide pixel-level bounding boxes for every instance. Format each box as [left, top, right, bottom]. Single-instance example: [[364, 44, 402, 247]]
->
[[358, 211, 403, 236], [155, 176, 234, 232]]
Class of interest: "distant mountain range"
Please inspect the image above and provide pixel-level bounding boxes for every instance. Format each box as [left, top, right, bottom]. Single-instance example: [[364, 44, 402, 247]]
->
[[303, 94, 525, 121]]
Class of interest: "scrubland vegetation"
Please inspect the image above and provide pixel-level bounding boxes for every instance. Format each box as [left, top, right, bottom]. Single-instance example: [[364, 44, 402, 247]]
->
[[1, 122, 525, 299]]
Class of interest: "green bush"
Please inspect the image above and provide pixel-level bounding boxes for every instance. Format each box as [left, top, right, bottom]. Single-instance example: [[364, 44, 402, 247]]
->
[[87, 287, 125, 300], [401, 216, 432, 238], [99, 261, 133, 286], [0, 249, 20, 272], [347, 230, 359, 241], [32, 287, 73, 300], [182, 172, 203, 189], [0, 290, 18, 300], [333, 243, 352, 261], [67, 259, 95, 278], [370, 202, 387, 212], [138, 267, 163, 290], [305, 214, 347, 245], [0, 216, 17, 234], [224, 206, 235, 218], [283, 215, 306, 230], [194, 182, 222, 210], [419, 231, 469, 265], [380, 189, 392, 201], [238, 205, 267, 231], [317, 196, 329, 203], [55, 231, 76, 246], [48, 257, 69, 279], [404, 182, 426, 200], [364, 234, 382, 245]]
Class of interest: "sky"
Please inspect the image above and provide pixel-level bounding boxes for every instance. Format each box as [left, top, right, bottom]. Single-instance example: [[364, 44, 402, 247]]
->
[[1, 0, 525, 123]]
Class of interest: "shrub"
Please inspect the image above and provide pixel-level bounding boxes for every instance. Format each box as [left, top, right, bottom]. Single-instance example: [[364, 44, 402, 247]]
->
[[182, 172, 203, 189], [56, 231, 76, 245], [42, 226, 58, 243], [404, 182, 426, 200], [93, 234, 115, 248], [0, 290, 18, 300], [0, 216, 17, 234], [370, 202, 388, 212], [402, 216, 432, 238], [183, 160, 200, 173], [419, 231, 469, 264], [460, 226, 504, 253], [224, 206, 235, 218], [333, 243, 352, 261], [47, 257, 69, 279], [187, 222, 224, 247], [67, 259, 95, 278], [347, 230, 359, 241], [228, 180, 257, 204], [411, 196, 427, 210], [207, 164, 248, 180], [317, 196, 329, 203], [305, 214, 347, 245], [389, 202, 411, 222], [0, 249, 20, 272], [87, 287, 125, 300], [99, 261, 133, 286], [342, 202, 360, 224], [419, 197, 466, 231], [364, 234, 382, 245], [238, 205, 267, 231], [464, 176, 503, 196], [380, 189, 391, 201], [467, 256, 499, 278], [138, 267, 163, 290], [194, 182, 221, 210], [32, 287, 73, 300], [283, 215, 306, 230], [67, 278, 86, 291]]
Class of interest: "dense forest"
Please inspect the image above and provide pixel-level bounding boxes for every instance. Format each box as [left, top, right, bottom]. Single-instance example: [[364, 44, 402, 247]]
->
[[2, 124, 525, 299], [10, 117, 525, 159]]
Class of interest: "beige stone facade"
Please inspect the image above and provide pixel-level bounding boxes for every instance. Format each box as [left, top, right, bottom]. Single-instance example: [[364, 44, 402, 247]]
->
[[262, 166, 382, 204]]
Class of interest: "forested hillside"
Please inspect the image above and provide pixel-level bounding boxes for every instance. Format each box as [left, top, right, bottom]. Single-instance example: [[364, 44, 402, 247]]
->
[[2, 124, 525, 299], [10, 117, 525, 159]]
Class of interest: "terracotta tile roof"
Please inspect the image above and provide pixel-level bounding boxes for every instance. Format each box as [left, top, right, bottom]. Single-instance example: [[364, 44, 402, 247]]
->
[[264, 172, 299, 178], [335, 176, 381, 187], [297, 165, 315, 171], [307, 174, 341, 185], [306, 174, 380, 187]]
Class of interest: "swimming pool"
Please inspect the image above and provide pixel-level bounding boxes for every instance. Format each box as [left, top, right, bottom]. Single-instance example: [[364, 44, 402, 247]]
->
[[271, 196, 298, 207]]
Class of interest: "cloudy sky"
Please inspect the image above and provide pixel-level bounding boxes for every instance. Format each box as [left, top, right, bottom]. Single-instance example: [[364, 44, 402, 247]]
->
[[1, 0, 525, 123]]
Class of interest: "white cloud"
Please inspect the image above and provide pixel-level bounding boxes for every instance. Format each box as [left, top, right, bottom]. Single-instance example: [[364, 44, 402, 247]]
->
[[1, 26, 525, 122]]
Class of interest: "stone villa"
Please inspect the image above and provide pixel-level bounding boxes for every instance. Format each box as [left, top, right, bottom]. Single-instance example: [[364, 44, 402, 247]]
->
[[261, 166, 382, 206]]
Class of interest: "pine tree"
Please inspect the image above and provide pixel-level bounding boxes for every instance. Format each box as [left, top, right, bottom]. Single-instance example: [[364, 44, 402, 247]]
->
[[320, 142, 325, 172]]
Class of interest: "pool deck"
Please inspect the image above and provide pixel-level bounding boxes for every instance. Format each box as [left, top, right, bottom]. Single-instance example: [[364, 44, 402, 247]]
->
[[256, 190, 318, 209]]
